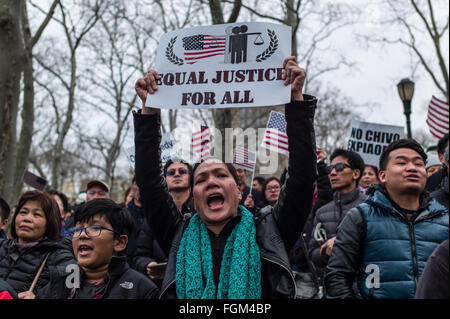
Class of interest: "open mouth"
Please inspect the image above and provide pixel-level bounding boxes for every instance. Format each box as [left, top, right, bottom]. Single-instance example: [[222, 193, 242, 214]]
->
[[78, 244, 94, 257], [405, 174, 420, 181], [207, 193, 225, 210]]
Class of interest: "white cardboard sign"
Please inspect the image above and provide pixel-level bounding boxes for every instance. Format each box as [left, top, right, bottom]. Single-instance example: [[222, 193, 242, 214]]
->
[[347, 120, 405, 167], [146, 22, 292, 110]]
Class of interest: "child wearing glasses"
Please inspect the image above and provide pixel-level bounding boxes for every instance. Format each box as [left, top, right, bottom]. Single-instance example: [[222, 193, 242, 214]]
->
[[47, 198, 159, 299]]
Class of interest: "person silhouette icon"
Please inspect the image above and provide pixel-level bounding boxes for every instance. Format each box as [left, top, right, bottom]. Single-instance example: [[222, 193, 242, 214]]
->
[[228, 25, 262, 64]]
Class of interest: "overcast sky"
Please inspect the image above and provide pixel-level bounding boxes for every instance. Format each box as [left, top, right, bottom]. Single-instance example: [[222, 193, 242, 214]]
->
[[32, 0, 449, 179], [325, 0, 449, 140]]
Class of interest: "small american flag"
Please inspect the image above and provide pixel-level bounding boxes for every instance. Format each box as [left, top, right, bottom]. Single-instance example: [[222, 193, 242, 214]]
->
[[233, 146, 256, 171], [426, 95, 449, 139], [182, 34, 226, 65], [192, 125, 210, 159], [22, 170, 47, 191], [261, 111, 289, 155]]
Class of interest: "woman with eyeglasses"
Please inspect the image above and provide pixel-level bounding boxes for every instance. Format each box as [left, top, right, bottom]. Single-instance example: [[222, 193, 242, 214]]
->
[[261, 177, 282, 207], [0, 191, 76, 299]]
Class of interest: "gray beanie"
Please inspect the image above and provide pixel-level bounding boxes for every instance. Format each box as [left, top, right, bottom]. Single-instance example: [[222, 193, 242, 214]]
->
[[426, 151, 442, 169]]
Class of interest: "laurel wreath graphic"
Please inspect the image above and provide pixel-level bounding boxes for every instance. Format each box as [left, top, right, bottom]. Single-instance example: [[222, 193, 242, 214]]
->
[[165, 37, 184, 65], [256, 29, 278, 62]]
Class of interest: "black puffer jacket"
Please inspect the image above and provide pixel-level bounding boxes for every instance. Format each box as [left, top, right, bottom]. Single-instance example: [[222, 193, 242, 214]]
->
[[290, 160, 333, 273], [309, 188, 366, 272], [0, 237, 76, 298], [46, 255, 159, 299], [431, 176, 449, 210], [134, 97, 317, 299]]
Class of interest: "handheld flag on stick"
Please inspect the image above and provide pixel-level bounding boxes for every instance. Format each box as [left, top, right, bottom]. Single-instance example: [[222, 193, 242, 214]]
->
[[233, 145, 257, 196], [192, 125, 210, 160], [261, 111, 289, 155], [233, 146, 257, 171]]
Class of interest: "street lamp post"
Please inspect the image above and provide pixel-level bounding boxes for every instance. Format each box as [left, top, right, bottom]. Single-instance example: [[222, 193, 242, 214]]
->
[[397, 78, 415, 139]]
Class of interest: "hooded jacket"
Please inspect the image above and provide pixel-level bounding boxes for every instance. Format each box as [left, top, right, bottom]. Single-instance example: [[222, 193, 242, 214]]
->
[[133, 98, 318, 299], [45, 255, 159, 299], [325, 185, 448, 299]]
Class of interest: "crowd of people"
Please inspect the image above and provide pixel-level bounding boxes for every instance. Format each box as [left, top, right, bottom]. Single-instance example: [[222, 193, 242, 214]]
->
[[0, 56, 448, 300]]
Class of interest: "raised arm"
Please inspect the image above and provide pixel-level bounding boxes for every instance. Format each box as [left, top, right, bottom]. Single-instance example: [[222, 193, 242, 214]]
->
[[133, 70, 184, 256], [272, 56, 318, 252]]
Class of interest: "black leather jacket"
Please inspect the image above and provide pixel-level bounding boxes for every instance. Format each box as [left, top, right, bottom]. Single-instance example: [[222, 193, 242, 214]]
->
[[134, 97, 317, 299]]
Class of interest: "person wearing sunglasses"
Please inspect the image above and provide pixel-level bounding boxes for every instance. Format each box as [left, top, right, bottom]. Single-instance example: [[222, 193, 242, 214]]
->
[[132, 159, 195, 287], [308, 149, 366, 294], [47, 198, 159, 299], [163, 160, 193, 213]]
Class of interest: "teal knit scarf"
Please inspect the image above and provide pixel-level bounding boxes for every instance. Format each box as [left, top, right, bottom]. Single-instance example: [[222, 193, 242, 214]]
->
[[175, 205, 262, 299]]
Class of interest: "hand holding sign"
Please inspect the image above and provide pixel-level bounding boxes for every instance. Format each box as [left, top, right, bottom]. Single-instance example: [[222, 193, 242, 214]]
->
[[282, 56, 305, 101], [135, 70, 161, 115]]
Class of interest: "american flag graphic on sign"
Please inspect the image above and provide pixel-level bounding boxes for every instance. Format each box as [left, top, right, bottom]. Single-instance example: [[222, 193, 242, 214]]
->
[[233, 146, 256, 171], [261, 111, 289, 155], [192, 125, 210, 159], [426, 95, 449, 139], [182, 34, 226, 64]]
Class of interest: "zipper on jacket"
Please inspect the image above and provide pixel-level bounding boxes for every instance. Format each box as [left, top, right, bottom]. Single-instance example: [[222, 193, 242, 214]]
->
[[160, 279, 175, 299], [261, 257, 297, 298], [369, 287, 374, 299], [407, 221, 419, 289]]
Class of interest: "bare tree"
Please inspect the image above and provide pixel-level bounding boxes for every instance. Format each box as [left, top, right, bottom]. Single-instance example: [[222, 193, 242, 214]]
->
[[362, 0, 449, 101], [33, 0, 104, 190], [311, 82, 367, 156], [0, 0, 59, 204]]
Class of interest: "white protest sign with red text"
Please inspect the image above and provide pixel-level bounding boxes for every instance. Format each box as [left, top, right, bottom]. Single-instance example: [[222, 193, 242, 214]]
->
[[147, 22, 291, 109]]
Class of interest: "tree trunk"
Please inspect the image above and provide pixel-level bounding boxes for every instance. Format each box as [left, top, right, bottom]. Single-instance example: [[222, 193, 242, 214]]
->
[[12, 2, 35, 204], [284, 0, 299, 57], [0, 0, 26, 203]]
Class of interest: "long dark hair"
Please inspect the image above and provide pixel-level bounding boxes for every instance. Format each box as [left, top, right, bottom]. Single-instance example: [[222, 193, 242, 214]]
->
[[10, 191, 62, 241]]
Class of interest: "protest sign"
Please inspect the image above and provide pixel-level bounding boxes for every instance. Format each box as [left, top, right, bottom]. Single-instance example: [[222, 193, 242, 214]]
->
[[160, 132, 178, 164], [124, 133, 185, 169], [347, 120, 405, 166], [147, 22, 291, 109]]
